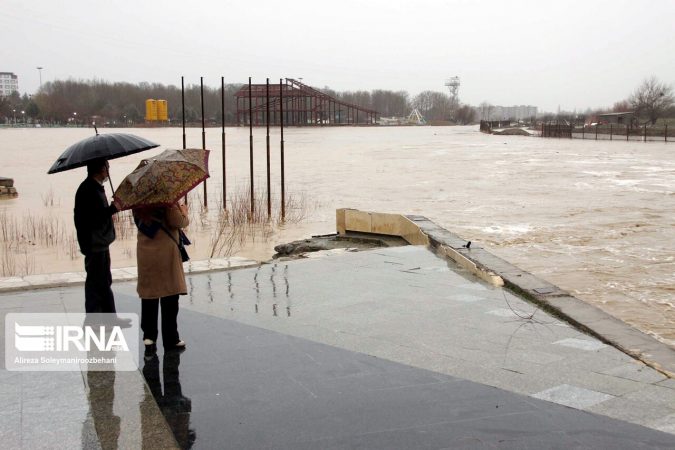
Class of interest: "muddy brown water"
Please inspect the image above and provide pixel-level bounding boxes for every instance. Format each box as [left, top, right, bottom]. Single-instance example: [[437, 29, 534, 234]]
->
[[1, 126, 674, 347]]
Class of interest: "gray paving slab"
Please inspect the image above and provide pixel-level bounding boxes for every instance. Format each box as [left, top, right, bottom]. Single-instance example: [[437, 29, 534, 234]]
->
[[0, 295, 178, 449], [657, 378, 675, 390], [532, 384, 615, 409], [602, 362, 669, 383]]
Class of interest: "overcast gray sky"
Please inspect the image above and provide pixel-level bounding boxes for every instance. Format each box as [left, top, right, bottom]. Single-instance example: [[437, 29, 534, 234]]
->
[[2, 0, 674, 112]]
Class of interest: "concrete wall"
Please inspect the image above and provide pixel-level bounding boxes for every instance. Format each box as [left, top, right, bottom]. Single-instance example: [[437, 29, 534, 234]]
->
[[336, 208, 503, 287]]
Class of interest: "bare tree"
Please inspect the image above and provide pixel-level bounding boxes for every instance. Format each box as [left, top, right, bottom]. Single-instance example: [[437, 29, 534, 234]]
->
[[629, 76, 674, 125], [455, 104, 476, 125], [412, 91, 452, 121], [612, 100, 631, 112]]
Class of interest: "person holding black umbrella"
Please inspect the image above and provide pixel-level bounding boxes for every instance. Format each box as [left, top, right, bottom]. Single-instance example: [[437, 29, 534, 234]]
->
[[48, 129, 160, 314], [74, 158, 121, 313]]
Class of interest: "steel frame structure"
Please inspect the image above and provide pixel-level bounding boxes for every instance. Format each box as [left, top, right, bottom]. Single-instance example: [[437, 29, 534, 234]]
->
[[235, 78, 378, 126]]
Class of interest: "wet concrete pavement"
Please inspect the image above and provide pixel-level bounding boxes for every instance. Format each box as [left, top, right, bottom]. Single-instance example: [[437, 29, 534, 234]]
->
[[3, 246, 675, 448]]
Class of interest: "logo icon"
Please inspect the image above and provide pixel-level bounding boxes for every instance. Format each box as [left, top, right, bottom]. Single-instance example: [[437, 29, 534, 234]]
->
[[14, 324, 55, 351]]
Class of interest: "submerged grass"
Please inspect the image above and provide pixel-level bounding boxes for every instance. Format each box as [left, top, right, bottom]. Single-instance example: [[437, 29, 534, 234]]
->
[[0, 185, 314, 277], [201, 185, 313, 258]]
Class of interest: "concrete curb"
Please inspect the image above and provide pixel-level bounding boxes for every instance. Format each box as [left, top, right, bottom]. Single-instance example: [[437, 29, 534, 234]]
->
[[0, 257, 260, 293]]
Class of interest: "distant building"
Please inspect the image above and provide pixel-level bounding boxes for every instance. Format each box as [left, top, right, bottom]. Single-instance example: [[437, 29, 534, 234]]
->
[[483, 105, 537, 121], [597, 111, 635, 126], [0, 72, 18, 97]]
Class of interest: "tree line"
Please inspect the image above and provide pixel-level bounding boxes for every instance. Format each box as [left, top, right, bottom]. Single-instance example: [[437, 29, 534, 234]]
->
[[0, 79, 477, 126], [1, 76, 671, 127], [536, 77, 674, 126]]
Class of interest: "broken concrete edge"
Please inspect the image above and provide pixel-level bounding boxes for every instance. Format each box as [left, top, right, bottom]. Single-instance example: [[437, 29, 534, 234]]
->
[[336, 208, 675, 378], [273, 232, 403, 258], [0, 258, 261, 294]]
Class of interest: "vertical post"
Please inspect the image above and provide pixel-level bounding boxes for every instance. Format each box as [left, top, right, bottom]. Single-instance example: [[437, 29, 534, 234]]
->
[[221, 76, 226, 210], [266, 78, 271, 219], [248, 77, 254, 218], [643, 124, 647, 142], [582, 123, 584, 139], [595, 124, 598, 140], [181, 76, 188, 206], [610, 124, 613, 141], [200, 77, 207, 207], [181, 76, 186, 149], [626, 124, 629, 141], [666, 124, 668, 143], [280, 79, 286, 221]]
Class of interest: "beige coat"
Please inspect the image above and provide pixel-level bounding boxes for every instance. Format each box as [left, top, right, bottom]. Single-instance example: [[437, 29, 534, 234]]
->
[[135, 204, 189, 299]]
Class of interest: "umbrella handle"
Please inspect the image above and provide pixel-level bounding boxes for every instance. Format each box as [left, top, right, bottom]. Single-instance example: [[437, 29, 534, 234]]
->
[[108, 173, 115, 198]]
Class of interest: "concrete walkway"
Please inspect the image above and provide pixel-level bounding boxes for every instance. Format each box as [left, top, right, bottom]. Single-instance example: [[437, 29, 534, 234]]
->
[[2, 246, 675, 448]]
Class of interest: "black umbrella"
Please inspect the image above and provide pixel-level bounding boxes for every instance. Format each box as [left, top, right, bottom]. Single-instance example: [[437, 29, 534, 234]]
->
[[48, 128, 160, 192]]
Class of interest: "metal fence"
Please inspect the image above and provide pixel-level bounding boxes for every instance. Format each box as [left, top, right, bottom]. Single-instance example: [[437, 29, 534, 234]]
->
[[541, 123, 672, 142]]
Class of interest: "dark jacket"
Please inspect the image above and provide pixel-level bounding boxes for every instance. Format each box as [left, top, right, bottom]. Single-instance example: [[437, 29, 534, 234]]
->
[[74, 177, 117, 255]]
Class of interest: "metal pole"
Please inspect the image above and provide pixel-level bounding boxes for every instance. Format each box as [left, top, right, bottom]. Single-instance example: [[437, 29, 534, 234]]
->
[[221, 76, 226, 210], [249, 77, 254, 218], [610, 124, 613, 141], [181, 76, 187, 205], [266, 78, 271, 219], [595, 124, 598, 140], [666, 124, 668, 143], [643, 124, 647, 142], [280, 78, 285, 221], [201, 77, 207, 208], [626, 124, 629, 141], [181, 76, 186, 149]]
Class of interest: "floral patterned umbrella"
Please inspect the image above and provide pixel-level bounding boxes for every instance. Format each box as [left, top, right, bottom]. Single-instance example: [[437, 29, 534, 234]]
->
[[113, 148, 210, 211]]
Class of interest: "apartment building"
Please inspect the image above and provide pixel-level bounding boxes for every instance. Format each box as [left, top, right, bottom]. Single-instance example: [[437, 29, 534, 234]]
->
[[0, 72, 19, 97]]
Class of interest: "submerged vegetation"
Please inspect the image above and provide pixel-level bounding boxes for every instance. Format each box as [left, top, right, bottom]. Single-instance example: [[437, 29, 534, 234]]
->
[[0, 185, 313, 277]]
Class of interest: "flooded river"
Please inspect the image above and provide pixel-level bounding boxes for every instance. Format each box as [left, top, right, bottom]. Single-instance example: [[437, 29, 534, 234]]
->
[[1, 126, 674, 347]]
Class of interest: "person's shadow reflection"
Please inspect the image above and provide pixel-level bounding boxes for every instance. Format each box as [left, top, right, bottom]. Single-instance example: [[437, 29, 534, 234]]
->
[[85, 354, 120, 450], [143, 350, 195, 449]]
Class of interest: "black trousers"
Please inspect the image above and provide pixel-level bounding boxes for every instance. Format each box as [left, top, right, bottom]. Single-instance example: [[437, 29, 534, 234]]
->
[[141, 295, 180, 348], [84, 250, 116, 313]]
